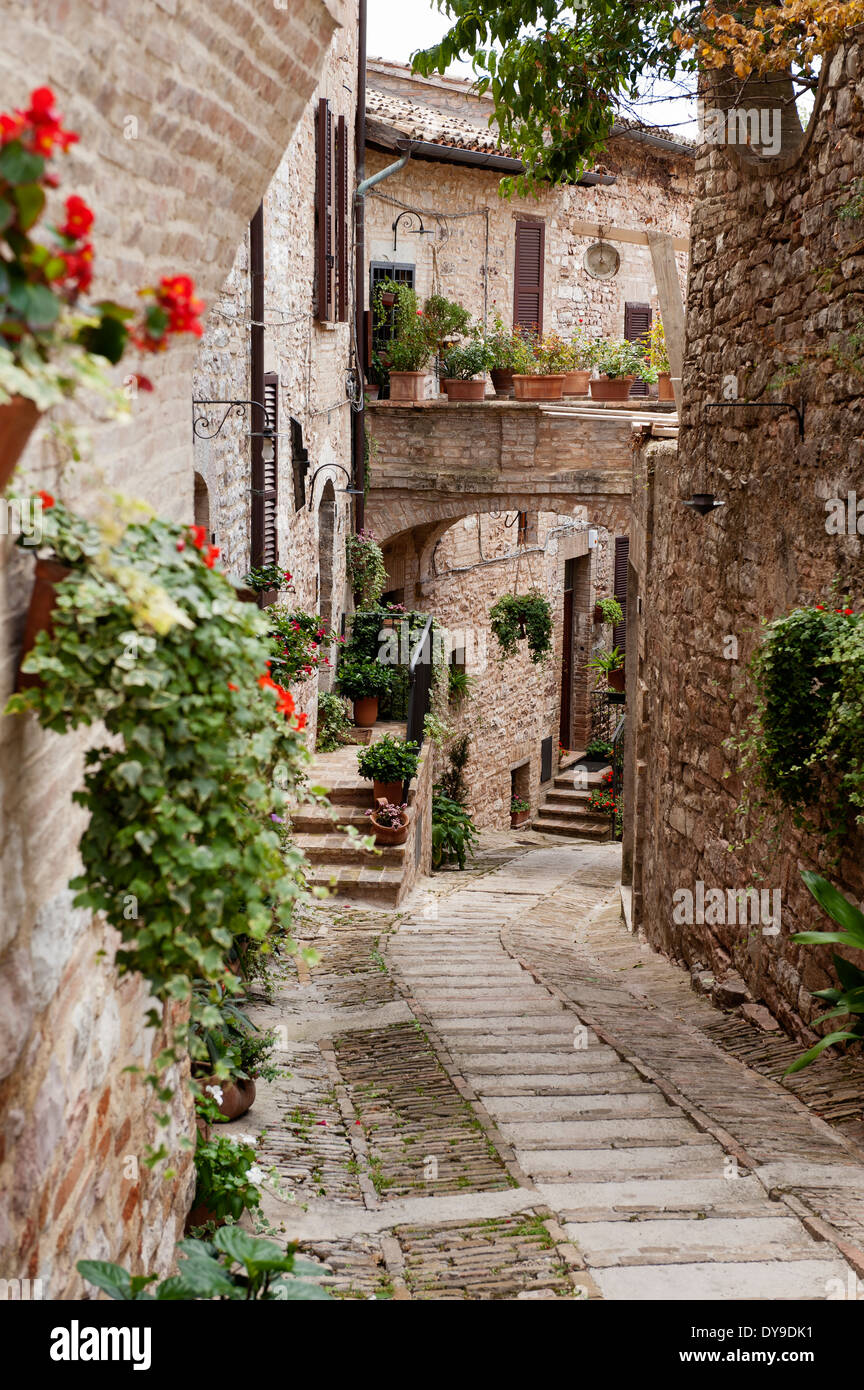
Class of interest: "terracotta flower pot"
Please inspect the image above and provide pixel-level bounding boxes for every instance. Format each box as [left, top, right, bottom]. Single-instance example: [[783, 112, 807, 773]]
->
[[353, 696, 379, 727], [512, 374, 565, 401], [593, 602, 605, 624], [364, 383, 380, 400], [657, 372, 674, 401], [490, 369, 514, 397], [388, 371, 427, 401], [510, 809, 530, 828], [369, 801, 411, 845], [198, 1075, 256, 1121], [0, 395, 40, 491], [16, 557, 73, 692], [441, 378, 486, 401], [589, 375, 634, 402], [373, 779, 404, 805], [608, 668, 625, 692], [185, 1201, 225, 1233], [562, 369, 591, 396]]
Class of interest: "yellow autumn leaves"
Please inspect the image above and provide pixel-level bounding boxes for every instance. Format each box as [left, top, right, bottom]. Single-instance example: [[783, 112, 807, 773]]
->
[[673, 0, 864, 79]]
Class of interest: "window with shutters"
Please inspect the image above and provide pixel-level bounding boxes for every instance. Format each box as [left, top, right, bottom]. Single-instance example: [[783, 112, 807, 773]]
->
[[370, 262, 415, 353], [613, 535, 629, 655], [315, 101, 349, 324], [250, 372, 278, 590], [513, 220, 545, 333], [624, 301, 652, 398]]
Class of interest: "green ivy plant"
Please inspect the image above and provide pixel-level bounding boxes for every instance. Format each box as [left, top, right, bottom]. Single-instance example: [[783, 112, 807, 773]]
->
[[735, 603, 864, 838], [345, 528, 388, 609], [489, 591, 553, 664], [5, 496, 313, 1156], [316, 691, 353, 752], [785, 872, 864, 1074], [78, 1227, 331, 1301]]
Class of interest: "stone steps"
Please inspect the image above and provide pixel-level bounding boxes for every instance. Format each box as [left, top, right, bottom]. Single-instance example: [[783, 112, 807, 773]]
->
[[533, 811, 611, 840]]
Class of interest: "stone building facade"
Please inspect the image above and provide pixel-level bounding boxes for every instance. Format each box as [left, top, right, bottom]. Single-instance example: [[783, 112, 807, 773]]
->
[[626, 47, 864, 1042], [358, 64, 692, 826], [0, 0, 350, 1297]]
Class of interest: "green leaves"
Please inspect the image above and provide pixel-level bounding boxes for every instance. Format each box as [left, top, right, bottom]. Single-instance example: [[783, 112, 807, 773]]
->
[[432, 792, 479, 869], [11, 182, 45, 231], [75, 1261, 156, 1301], [798, 871, 864, 950], [490, 590, 553, 663], [79, 1234, 332, 1301], [0, 139, 45, 186], [786, 872, 864, 1074]]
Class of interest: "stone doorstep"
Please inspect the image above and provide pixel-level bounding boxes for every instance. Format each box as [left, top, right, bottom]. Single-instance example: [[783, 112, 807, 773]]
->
[[532, 815, 612, 840]]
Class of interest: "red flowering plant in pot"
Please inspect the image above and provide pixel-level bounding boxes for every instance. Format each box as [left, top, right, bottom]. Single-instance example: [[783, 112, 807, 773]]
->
[[0, 85, 204, 486]]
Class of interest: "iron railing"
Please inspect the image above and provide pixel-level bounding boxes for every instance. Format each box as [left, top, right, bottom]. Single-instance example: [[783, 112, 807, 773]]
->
[[405, 614, 434, 748]]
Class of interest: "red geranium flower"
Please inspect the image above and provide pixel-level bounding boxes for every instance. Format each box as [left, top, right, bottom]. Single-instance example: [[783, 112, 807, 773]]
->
[[295, 712, 308, 730], [37, 489, 55, 508], [60, 194, 94, 239], [203, 544, 220, 568]]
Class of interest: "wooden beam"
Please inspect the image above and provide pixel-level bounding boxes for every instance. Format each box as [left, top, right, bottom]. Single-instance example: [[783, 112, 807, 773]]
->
[[569, 220, 690, 254], [647, 230, 687, 409]]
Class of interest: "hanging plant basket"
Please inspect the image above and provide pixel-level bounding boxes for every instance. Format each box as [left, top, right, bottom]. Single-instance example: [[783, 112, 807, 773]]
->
[[16, 557, 72, 692], [0, 396, 39, 491]]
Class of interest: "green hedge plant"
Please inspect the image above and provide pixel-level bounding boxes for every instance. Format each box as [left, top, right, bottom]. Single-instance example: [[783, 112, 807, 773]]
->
[[357, 735, 420, 784]]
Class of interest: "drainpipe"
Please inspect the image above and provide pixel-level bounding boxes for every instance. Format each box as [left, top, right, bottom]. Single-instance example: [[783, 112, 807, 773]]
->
[[249, 202, 265, 571]]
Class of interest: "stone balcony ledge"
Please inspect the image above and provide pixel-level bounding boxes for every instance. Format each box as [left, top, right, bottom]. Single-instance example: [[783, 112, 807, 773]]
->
[[368, 395, 677, 415]]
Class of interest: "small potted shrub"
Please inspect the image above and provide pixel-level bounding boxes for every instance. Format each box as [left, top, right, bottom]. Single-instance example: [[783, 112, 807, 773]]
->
[[440, 340, 493, 401], [486, 314, 519, 396], [590, 340, 656, 401], [336, 656, 393, 726], [365, 798, 411, 845], [374, 281, 431, 400], [593, 595, 623, 626], [511, 330, 570, 401], [510, 795, 530, 828], [563, 326, 596, 396], [643, 317, 673, 400], [588, 645, 625, 692], [357, 734, 420, 804]]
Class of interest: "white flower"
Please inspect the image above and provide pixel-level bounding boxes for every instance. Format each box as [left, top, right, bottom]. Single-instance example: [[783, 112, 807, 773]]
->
[[204, 1083, 224, 1106], [246, 1165, 265, 1187]]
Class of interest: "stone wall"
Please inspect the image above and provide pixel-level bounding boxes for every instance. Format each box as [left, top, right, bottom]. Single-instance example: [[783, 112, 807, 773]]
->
[[415, 512, 613, 829], [0, 0, 346, 1297], [193, 11, 359, 740], [630, 46, 864, 1041]]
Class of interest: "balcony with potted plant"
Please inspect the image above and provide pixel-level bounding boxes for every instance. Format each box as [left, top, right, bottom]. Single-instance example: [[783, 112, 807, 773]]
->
[[589, 339, 657, 401], [440, 338, 494, 401]]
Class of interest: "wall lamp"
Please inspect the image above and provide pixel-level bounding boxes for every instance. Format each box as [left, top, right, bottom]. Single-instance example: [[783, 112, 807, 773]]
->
[[307, 463, 363, 511], [392, 210, 434, 251], [683, 493, 726, 516]]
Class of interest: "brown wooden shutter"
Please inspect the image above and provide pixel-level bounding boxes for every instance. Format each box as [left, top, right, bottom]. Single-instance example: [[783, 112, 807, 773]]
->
[[315, 98, 334, 321], [336, 113, 349, 322], [624, 301, 652, 398], [613, 535, 629, 654], [261, 372, 279, 570], [513, 220, 545, 333]]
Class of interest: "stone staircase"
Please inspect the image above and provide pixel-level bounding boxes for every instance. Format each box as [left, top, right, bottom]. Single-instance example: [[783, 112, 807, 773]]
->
[[533, 756, 613, 841], [291, 727, 420, 906]]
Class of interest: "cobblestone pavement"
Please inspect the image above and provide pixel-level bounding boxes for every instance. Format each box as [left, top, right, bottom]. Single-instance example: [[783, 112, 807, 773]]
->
[[242, 833, 864, 1300]]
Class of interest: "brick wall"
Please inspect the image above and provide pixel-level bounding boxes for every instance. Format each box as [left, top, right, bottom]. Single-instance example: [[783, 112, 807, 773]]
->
[[630, 47, 864, 1040], [0, 0, 345, 1296]]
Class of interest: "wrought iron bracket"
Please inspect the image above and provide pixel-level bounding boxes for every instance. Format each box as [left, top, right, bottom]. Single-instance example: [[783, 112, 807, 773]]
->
[[704, 399, 805, 439], [392, 210, 433, 251], [192, 399, 270, 441], [306, 462, 362, 511]]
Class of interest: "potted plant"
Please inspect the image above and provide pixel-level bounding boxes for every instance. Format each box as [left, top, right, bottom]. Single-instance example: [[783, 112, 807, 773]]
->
[[587, 645, 625, 691], [440, 340, 493, 401], [357, 734, 420, 804], [422, 292, 471, 362], [489, 591, 553, 663], [511, 330, 570, 401], [593, 595, 623, 626], [336, 655, 393, 726], [486, 314, 519, 396], [643, 317, 674, 400], [365, 797, 411, 845], [563, 326, 596, 396], [346, 528, 387, 610], [589, 340, 656, 401], [0, 87, 204, 488], [510, 795, 530, 827], [373, 280, 434, 400], [193, 994, 282, 1123]]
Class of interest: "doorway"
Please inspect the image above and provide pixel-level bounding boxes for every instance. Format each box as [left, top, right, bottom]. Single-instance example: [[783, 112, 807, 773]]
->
[[559, 557, 576, 749]]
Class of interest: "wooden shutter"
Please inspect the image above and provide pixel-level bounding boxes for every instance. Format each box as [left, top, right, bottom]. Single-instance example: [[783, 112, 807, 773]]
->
[[261, 372, 279, 570], [613, 536, 629, 655], [336, 113, 349, 323], [513, 220, 545, 333], [315, 98, 334, 321], [624, 301, 652, 398]]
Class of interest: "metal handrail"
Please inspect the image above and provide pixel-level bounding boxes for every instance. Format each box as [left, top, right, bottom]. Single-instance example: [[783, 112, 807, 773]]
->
[[409, 615, 434, 676]]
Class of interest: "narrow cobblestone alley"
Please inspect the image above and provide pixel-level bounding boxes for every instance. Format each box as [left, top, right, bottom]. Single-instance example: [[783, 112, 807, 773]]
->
[[244, 834, 864, 1300]]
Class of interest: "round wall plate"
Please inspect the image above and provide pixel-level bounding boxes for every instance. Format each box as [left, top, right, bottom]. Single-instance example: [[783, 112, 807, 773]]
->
[[583, 242, 621, 279]]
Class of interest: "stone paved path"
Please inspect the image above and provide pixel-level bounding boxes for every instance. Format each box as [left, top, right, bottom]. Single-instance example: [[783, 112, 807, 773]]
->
[[244, 834, 864, 1300]]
